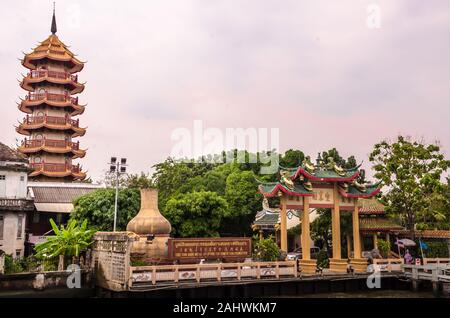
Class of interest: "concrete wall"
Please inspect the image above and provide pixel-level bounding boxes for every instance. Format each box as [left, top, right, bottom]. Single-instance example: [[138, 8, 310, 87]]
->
[[0, 211, 26, 257], [0, 169, 28, 198]]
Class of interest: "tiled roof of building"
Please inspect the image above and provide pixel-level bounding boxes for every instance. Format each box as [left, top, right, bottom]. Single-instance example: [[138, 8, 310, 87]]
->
[[358, 198, 386, 215], [0, 142, 28, 163], [360, 216, 404, 232], [258, 182, 312, 197], [29, 183, 101, 203], [253, 210, 280, 226], [399, 230, 450, 239]]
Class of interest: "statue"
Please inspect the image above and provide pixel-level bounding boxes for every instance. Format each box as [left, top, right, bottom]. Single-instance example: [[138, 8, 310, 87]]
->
[[357, 169, 366, 184], [340, 182, 349, 192], [302, 156, 316, 174], [280, 170, 295, 190], [326, 157, 346, 176], [352, 179, 367, 192], [304, 179, 313, 191]]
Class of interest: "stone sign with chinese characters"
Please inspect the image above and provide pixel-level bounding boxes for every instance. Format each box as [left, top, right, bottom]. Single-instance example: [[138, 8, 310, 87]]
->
[[168, 238, 251, 261], [286, 187, 355, 210]]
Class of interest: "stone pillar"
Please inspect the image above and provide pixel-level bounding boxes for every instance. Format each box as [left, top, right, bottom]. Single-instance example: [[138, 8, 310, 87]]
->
[[329, 183, 347, 272], [350, 199, 367, 272], [299, 197, 316, 273], [346, 234, 352, 258], [373, 234, 378, 249], [280, 195, 288, 253], [259, 230, 264, 241], [301, 197, 311, 260], [352, 201, 362, 258]]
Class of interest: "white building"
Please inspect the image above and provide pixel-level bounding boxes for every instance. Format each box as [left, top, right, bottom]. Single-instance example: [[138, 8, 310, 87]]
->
[[0, 143, 34, 258]]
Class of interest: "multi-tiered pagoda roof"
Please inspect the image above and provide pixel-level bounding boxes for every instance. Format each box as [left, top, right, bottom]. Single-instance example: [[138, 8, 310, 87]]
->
[[16, 8, 87, 181]]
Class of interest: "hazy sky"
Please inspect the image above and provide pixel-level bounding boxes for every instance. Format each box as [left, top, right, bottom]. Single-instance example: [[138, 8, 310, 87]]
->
[[1, 0, 449, 182]]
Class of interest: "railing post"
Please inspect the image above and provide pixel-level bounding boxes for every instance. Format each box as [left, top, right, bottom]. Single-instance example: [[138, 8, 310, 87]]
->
[[152, 267, 156, 285], [276, 262, 280, 279], [294, 260, 298, 278], [196, 266, 200, 283], [217, 264, 222, 282], [257, 263, 261, 279], [174, 267, 179, 283], [237, 264, 241, 281]]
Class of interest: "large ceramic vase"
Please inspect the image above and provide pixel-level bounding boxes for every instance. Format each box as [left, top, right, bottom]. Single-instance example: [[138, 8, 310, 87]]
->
[[126, 188, 171, 259]]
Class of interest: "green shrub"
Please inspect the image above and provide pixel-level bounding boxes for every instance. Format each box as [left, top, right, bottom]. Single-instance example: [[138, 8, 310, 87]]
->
[[377, 239, 391, 258], [316, 250, 329, 268], [253, 235, 280, 261], [4, 255, 24, 274], [421, 240, 449, 258], [131, 259, 150, 266]]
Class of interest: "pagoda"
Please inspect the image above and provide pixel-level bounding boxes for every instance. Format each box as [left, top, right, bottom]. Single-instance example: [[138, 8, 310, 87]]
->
[[16, 6, 87, 181], [257, 154, 381, 273]]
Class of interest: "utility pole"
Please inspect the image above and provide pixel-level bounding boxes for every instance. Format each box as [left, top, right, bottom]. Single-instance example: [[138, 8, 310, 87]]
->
[[108, 157, 128, 232]]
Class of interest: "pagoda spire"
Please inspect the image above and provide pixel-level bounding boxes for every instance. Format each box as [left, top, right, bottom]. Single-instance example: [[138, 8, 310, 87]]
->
[[51, 2, 57, 34]]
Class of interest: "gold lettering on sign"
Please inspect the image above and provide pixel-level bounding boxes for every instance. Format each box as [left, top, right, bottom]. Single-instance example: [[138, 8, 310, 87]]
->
[[310, 188, 334, 205]]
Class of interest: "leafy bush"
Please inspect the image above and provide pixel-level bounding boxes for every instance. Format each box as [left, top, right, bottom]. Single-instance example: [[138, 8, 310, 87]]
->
[[4, 255, 24, 274], [421, 240, 449, 258], [253, 235, 280, 261], [130, 259, 150, 267], [377, 239, 391, 258], [316, 250, 329, 268]]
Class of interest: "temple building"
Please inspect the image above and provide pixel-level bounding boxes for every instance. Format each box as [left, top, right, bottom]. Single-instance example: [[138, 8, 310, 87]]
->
[[256, 155, 381, 273], [358, 198, 404, 254], [16, 7, 87, 181]]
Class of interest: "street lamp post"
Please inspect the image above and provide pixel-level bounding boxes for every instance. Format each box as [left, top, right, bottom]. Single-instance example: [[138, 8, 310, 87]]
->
[[108, 157, 128, 232]]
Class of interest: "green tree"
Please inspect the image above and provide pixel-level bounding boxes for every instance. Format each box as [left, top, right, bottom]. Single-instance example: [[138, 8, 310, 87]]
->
[[320, 148, 357, 169], [126, 173, 154, 189], [164, 191, 228, 237], [221, 170, 261, 236], [152, 158, 217, 211], [369, 136, 450, 233], [70, 188, 140, 231], [280, 149, 305, 168]]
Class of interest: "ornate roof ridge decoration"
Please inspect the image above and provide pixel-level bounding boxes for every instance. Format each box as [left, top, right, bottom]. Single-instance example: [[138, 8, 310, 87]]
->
[[338, 181, 382, 199], [258, 154, 381, 199], [278, 157, 363, 182], [258, 182, 313, 198]]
